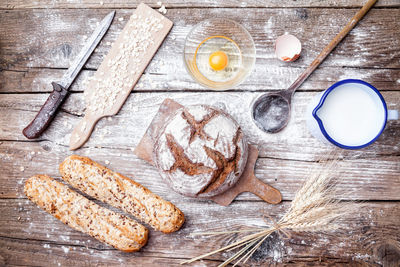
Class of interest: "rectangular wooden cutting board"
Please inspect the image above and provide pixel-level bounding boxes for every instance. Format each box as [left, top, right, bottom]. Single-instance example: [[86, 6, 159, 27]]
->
[[69, 3, 173, 150]]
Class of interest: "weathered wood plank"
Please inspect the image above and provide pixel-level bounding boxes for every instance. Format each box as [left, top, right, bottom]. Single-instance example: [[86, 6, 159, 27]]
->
[[0, 239, 368, 267], [0, 0, 398, 9], [0, 244, 220, 267], [1, 140, 399, 201], [1, 8, 399, 72], [1, 92, 399, 161], [1, 3, 399, 266], [0, 199, 399, 266], [2, 65, 400, 93], [0, 239, 374, 267]]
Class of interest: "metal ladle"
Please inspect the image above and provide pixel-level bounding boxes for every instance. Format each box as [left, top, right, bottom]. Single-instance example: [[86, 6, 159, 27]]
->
[[252, 0, 377, 133]]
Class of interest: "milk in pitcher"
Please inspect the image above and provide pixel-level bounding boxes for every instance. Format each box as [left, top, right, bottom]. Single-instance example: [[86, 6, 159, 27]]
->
[[313, 82, 386, 147]]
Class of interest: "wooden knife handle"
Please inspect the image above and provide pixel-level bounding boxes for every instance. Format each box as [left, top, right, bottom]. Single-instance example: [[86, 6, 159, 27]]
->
[[22, 82, 69, 139]]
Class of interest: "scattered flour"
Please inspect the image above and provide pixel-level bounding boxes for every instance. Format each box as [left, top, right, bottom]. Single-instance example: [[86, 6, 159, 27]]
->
[[60, 235, 70, 241], [61, 246, 70, 254], [251, 233, 285, 263]]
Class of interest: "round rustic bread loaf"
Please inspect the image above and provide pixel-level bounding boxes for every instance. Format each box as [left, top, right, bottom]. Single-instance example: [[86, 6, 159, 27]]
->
[[153, 104, 248, 198]]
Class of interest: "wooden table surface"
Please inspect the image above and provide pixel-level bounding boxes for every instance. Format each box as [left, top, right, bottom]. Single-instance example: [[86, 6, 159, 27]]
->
[[1, 1, 400, 266]]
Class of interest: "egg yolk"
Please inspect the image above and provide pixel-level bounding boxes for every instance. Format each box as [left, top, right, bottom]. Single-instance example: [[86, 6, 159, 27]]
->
[[209, 51, 228, 71]]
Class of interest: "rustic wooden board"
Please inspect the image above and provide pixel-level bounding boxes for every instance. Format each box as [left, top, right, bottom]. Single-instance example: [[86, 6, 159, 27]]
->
[[1, 92, 399, 161], [1, 1, 400, 266], [2, 66, 400, 93], [0, 199, 399, 266], [1, 0, 399, 9], [1, 8, 399, 72], [1, 140, 399, 201]]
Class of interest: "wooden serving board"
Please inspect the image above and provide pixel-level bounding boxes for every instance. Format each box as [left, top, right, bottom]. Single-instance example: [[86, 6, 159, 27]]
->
[[69, 3, 173, 150], [134, 98, 282, 206]]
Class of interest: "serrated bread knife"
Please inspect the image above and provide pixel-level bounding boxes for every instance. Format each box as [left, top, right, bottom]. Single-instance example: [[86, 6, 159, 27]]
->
[[22, 11, 115, 139]]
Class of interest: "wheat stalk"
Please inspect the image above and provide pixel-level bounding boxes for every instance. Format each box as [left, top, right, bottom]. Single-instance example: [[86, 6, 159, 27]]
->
[[181, 157, 355, 266]]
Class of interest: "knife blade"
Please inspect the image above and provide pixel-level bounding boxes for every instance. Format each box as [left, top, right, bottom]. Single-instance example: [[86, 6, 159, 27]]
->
[[22, 11, 115, 139]]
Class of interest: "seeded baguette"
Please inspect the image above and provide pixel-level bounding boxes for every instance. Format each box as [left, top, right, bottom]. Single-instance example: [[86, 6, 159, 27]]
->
[[59, 155, 185, 233], [24, 175, 148, 252]]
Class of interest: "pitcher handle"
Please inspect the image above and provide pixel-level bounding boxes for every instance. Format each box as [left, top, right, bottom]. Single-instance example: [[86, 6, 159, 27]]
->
[[388, 110, 399, 121]]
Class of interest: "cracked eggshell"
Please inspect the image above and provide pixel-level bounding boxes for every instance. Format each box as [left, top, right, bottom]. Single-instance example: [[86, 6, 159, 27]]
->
[[275, 34, 302, 62]]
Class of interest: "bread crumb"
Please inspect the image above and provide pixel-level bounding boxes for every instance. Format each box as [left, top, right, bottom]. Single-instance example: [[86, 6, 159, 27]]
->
[[30, 151, 35, 155], [157, 1, 162, 6], [105, 160, 110, 164], [19, 166, 25, 172], [118, 17, 124, 22], [107, 117, 113, 122], [100, 1, 103, 5], [17, 216, 21, 221]]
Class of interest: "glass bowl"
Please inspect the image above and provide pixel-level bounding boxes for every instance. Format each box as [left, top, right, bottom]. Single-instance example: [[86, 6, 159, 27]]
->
[[184, 18, 256, 90]]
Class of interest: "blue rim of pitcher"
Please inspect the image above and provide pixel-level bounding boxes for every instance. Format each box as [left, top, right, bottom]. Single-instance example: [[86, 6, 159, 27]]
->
[[312, 79, 388, 149]]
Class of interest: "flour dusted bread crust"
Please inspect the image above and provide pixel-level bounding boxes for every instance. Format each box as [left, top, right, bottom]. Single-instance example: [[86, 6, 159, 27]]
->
[[59, 155, 184, 233], [24, 175, 148, 252], [153, 105, 248, 198]]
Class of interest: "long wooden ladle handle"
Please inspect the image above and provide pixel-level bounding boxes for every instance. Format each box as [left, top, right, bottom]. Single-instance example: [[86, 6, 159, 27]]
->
[[286, 0, 377, 95]]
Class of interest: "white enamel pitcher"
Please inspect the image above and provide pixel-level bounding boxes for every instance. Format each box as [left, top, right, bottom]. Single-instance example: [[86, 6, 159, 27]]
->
[[306, 79, 398, 149]]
